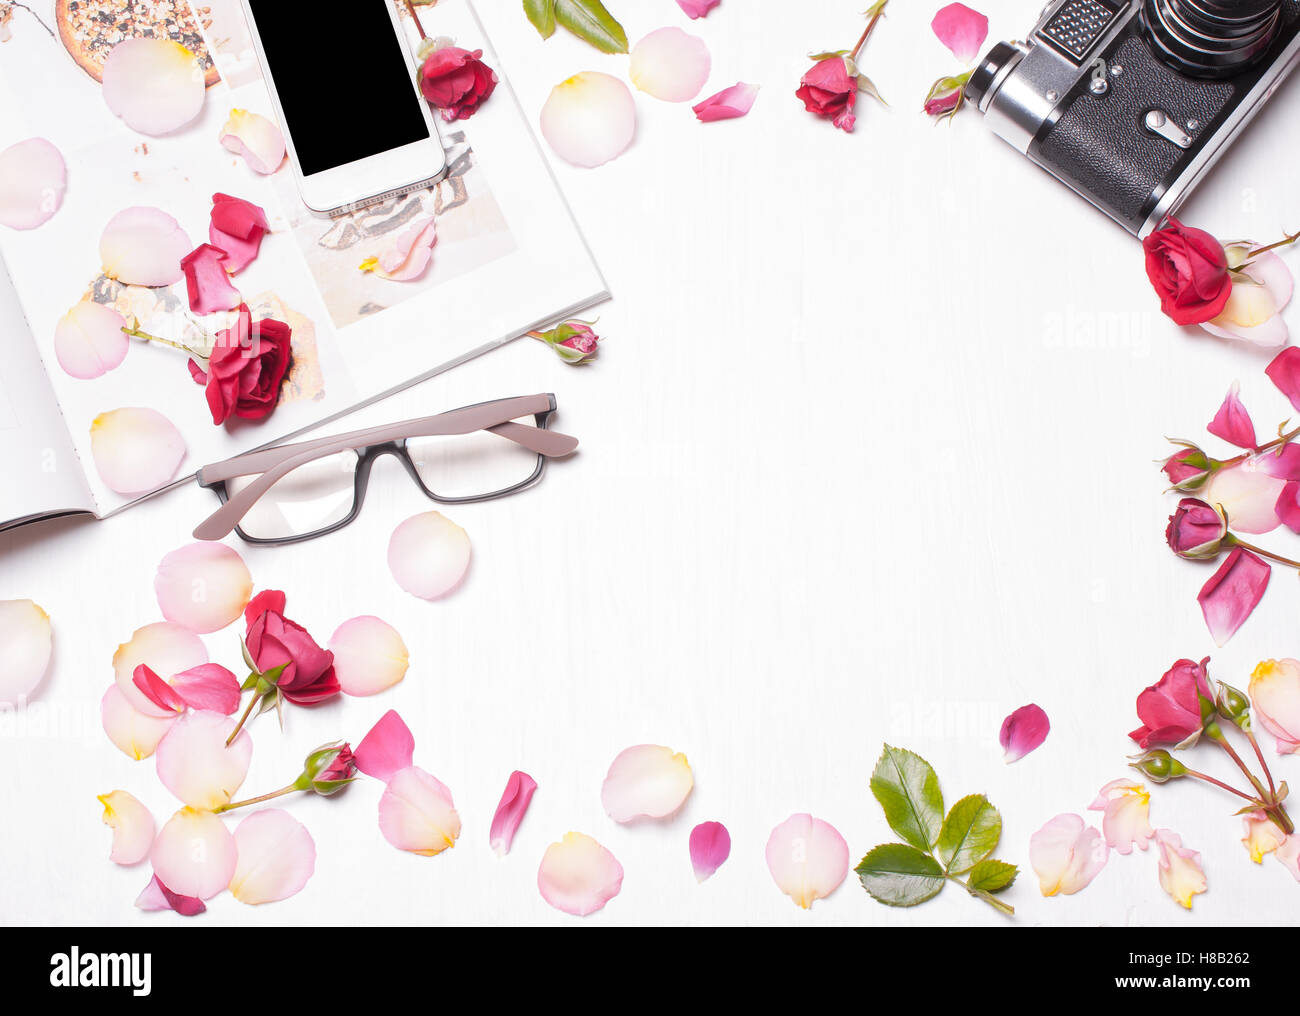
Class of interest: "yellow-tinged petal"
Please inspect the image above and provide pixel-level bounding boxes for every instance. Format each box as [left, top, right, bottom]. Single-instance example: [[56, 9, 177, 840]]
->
[[0, 598, 52, 704], [600, 743, 694, 822], [1155, 829, 1207, 909], [98, 789, 156, 865]]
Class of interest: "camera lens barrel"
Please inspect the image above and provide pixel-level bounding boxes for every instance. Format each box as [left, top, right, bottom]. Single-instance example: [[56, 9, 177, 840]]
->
[[1144, 0, 1283, 76]]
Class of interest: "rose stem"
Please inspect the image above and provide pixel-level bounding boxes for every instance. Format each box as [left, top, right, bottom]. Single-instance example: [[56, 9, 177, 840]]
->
[[849, 1, 889, 63], [225, 691, 261, 747], [403, 0, 428, 41], [1183, 766, 1260, 803], [1211, 733, 1271, 801], [120, 325, 204, 359], [1244, 729, 1278, 801], [214, 784, 299, 814], [1214, 425, 1300, 467], [1224, 535, 1300, 571], [1244, 229, 1300, 262]]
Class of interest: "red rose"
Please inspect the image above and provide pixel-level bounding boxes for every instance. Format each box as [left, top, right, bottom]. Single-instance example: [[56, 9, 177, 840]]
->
[[1142, 218, 1232, 325], [1129, 657, 1213, 748], [796, 56, 857, 132], [243, 590, 340, 705], [188, 304, 291, 426], [419, 46, 497, 122]]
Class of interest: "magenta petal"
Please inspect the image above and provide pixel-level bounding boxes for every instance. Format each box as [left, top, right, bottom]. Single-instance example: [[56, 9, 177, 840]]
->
[[489, 770, 538, 856], [677, 0, 720, 16], [693, 82, 759, 122], [180, 243, 241, 314], [1267, 347, 1300, 413], [170, 663, 241, 714], [1276, 481, 1300, 534], [1207, 382, 1257, 449], [354, 709, 415, 782], [134, 874, 206, 916], [1259, 445, 1300, 481], [132, 664, 185, 714], [1199, 547, 1271, 646], [689, 820, 731, 882], [1000, 703, 1050, 762], [931, 2, 989, 63]]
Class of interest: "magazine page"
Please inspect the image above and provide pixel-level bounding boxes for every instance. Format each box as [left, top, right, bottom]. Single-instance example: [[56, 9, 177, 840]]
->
[[0, 0, 606, 517], [0, 253, 95, 528]]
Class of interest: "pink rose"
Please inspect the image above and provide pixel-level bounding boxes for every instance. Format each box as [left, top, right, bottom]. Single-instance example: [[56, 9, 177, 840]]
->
[[243, 590, 339, 705], [1142, 218, 1233, 325], [419, 46, 498, 122], [1129, 658, 1213, 748], [1165, 498, 1227, 560], [188, 304, 292, 426], [796, 56, 857, 132]]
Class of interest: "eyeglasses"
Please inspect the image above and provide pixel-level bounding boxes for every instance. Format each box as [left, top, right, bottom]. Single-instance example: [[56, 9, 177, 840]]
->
[[193, 394, 576, 544]]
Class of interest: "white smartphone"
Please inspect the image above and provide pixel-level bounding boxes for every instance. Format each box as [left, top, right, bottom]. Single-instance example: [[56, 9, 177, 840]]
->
[[239, 0, 447, 216]]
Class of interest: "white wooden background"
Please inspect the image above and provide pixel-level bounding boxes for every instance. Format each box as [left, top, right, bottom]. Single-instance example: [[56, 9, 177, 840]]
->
[[3, 0, 1299, 926]]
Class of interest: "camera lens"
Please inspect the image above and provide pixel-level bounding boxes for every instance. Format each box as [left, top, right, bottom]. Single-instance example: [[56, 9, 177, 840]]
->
[[1144, 0, 1282, 77], [964, 41, 1024, 108]]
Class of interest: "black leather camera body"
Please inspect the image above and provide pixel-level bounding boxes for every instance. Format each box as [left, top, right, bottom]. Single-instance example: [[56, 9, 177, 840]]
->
[[967, 0, 1300, 235]]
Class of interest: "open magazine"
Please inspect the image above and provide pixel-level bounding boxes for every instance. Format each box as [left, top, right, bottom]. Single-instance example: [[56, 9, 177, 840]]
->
[[0, 0, 606, 531]]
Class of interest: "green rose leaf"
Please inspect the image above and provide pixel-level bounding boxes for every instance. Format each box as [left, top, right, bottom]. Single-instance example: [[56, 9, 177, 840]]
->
[[967, 858, 1018, 893], [936, 794, 1002, 874], [870, 744, 944, 851], [523, 0, 557, 38], [855, 843, 946, 907], [554, 0, 628, 54]]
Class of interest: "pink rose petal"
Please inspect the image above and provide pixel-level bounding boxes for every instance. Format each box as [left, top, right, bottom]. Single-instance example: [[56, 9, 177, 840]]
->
[[693, 82, 759, 122], [102, 38, 205, 136], [180, 243, 242, 314], [1207, 381, 1257, 449], [99, 206, 190, 287], [1258, 445, 1300, 482], [765, 813, 849, 909], [360, 216, 437, 282], [1248, 659, 1300, 755], [219, 108, 285, 175], [1240, 810, 1286, 862], [1029, 813, 1107, 895], [931, 2, 989, 63], [328, 616, 409, 697], [1276, 831, 1300, 880], [540, 72, 636, 168], [1267, 346, 1300, 413], [601, 744, 695, 822], [99, 789, 156, 865], [169, 664, 242, 715], [0, 138, 66, 229], [677, 0, 720, 16], [489, 770, 538, 856], [387, 511, 472, 600], [0, 598, 52, 705], [53, 301, 129, 379], [101, 685, 176, 760], [112, 621, 208, 718], [90, 407, 186, 496], [1198, 547, 1270, 647], [537, 831, 624, 916], [154, 542, 253, 634], [1202, 251, 1292, 347], [355, 709, 416, 783], [1154, 829, 1207, 908], [209, 193, 269, 274], [155, 710, 253, 810], [151, 807, 237, 900], [689, 820, 731, 882], [133, 664, 186, 714], [1276, 481, 1300, 534], [1000, 703, 1050, 762], [1088, 778, 1154, 855], [377, 766, 462, 855], [1201, 459, 1285, 534], [629, 27, 711, 102], [229, 809, 316, 904], [135, 874, 206, 916]]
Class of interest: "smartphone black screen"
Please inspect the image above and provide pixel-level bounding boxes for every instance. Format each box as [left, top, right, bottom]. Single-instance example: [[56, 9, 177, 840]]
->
[[247, 1, 431, 176]]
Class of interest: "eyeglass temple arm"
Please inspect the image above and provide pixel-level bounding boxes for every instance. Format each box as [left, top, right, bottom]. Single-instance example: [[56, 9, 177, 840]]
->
[[193, 400, 576, 542]]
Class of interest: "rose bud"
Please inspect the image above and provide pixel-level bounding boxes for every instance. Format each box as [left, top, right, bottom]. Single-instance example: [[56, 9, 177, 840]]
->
[[1165, 498, 1227, 560], [922, 73, 969, 121], [1129, 657, 1215, 749], [1162, 446, 1216, 491], [1142, 218, 1233, 325], [530, 321, 600, 365], [299, 741, 357, 797], [1128, 749, 1188, 784], [1215, 681, 1253, 731]]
